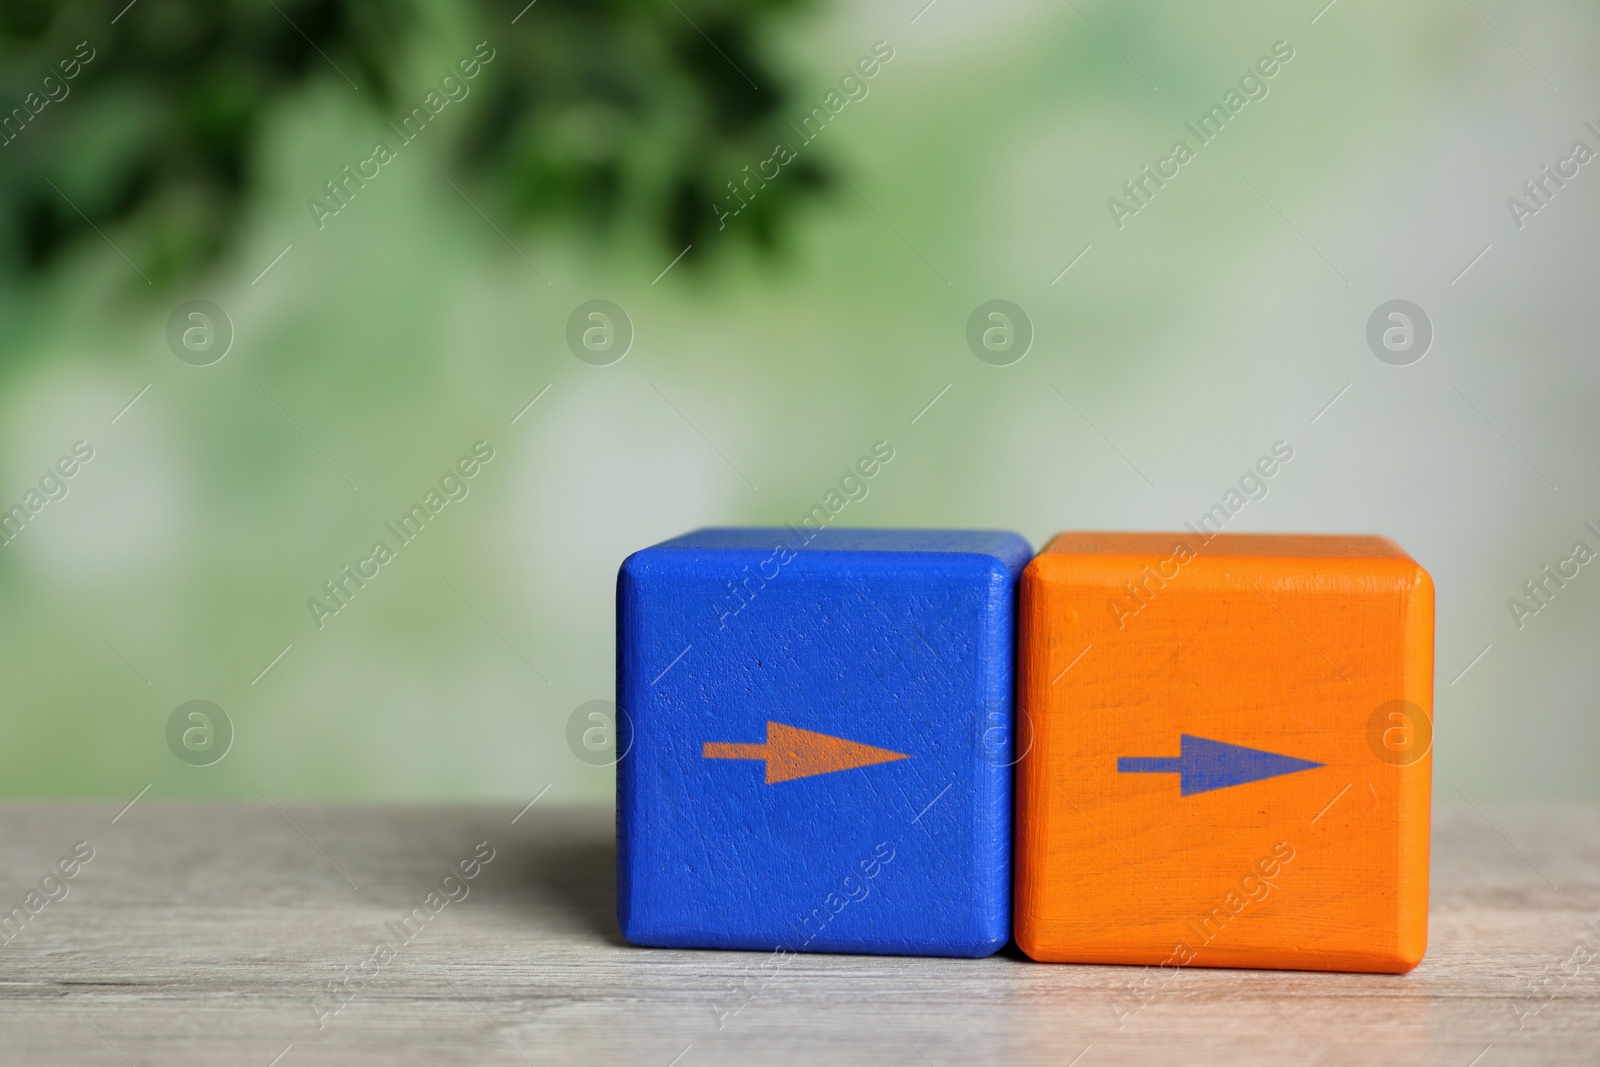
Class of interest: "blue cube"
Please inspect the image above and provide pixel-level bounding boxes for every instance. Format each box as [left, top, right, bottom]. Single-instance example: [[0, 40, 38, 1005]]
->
[[616, 527, 1029, 958]]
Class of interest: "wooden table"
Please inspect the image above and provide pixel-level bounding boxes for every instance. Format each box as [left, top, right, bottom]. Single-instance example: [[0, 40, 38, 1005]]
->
[[0, 803, 1594, 1065]]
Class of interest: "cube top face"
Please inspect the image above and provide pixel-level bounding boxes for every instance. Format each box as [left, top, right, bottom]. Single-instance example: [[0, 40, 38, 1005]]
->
[[1016, 531, 1434, 973], [1041, 531, 1414, 560], [646, 525, 1033, 559], [618, 528, 1029, 958]]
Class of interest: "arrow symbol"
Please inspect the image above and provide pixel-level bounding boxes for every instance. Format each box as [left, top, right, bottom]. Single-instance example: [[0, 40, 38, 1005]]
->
[[1118, 734, 1323, 796], [703, 722, 909, 784]]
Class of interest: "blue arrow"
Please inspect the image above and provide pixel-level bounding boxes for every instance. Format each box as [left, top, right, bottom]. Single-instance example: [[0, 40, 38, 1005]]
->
[[1118, 734, 1324, 796]]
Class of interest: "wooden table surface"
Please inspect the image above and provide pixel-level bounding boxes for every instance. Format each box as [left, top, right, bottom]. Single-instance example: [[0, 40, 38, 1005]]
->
[[0, 802, 1595, 1066]]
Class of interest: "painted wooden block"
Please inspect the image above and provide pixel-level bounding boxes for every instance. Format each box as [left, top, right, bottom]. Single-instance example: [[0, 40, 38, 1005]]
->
[[617, 527, 1030, 957], [1015, 532, 1434, 973]]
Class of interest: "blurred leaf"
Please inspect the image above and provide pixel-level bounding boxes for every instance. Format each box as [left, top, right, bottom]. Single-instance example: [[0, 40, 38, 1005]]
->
[[0, 0, 828, 290]]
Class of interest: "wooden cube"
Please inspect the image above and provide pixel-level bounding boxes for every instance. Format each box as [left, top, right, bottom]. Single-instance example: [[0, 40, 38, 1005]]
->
[[617, 527, 1030, 957], [1014, 532, 1434, 973]]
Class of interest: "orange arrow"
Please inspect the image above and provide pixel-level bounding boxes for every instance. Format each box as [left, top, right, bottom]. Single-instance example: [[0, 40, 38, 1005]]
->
[[703, 722, 910, 783]]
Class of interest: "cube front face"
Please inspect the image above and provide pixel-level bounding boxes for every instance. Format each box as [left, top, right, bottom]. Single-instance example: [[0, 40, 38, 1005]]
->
[[618, 528, 1029, 958], [1015, 533, 1434, 973]]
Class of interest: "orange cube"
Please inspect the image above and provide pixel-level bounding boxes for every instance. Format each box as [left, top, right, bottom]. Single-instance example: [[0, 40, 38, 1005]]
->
[[1014, 532, 1433, 973]]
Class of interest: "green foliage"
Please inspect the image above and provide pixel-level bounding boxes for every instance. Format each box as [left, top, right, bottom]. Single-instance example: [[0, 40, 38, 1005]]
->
[[0, 0, 827, 289]]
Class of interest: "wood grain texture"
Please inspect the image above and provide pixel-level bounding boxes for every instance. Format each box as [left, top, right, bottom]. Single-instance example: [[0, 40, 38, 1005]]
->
[[0, 802, 1595, 1066]]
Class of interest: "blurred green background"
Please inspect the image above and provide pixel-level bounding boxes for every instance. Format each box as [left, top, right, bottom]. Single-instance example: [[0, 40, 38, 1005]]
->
[[1, 0, 1595, 803]]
